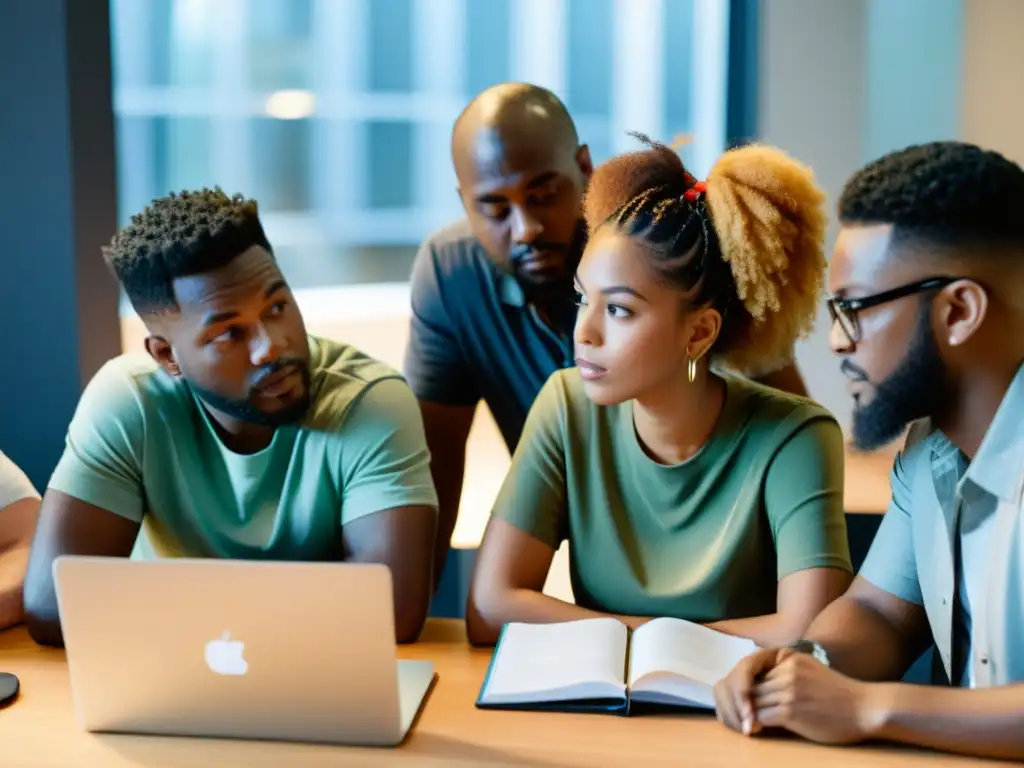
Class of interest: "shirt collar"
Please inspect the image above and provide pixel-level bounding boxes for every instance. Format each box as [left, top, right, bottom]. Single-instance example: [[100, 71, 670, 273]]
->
[[963, 361, 1024, 502], [492, 220, 588, 309], [497, 272, 527, 307], [494, 268, 576, 320], [926, 429, 964, 471]]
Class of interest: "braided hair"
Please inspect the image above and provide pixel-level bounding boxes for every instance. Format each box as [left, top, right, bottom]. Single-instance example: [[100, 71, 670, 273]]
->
[[583, 133, 827, 377]]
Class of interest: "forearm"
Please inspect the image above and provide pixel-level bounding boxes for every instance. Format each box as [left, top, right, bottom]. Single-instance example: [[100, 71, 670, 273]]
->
[[805, 596, 918, 681], [21, 491, 142, 648], [708, 612, 809, 649], [418, 401, 474, 594], [346, 525, 435, 644], [868, 682, 1024, 761], [468, 588, 618, 645], [391, 578, 431, 644], [24, 601, 62, 646], [0, 546, 29, 630], [23, 558, 63, 647], [432, 491, 459, 593]]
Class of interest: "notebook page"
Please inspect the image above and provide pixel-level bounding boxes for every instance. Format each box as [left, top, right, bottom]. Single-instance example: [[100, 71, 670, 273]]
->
[[480, 618, 628, 705], [628, 617, 757, 690]]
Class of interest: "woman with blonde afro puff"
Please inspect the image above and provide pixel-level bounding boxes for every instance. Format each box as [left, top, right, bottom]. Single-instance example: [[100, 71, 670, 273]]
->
[[467, 134, 852, 648]]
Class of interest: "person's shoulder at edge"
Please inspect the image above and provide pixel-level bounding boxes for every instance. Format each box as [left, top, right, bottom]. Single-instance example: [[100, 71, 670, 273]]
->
[[884, 417, 935, 495], [896, 418, 935, 460], [77, 350, 190, 423], [528, 366, 617, 437], [733, 375, 937, 485], [724, 373, 836, 425], [303, 335, 417, 431], [46, 351, 190, 503], [0, 449, 40, 505], [719, 374, 845, 464], [302, 335, 438, 514]]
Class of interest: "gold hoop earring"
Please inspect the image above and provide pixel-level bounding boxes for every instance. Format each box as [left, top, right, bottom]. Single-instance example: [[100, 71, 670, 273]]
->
[[688, 357, 698, 384]]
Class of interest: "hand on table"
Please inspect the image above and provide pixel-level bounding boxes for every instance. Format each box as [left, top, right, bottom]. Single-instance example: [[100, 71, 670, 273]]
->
[[714, 648, 887, 745], [713, 647, 792, 735]]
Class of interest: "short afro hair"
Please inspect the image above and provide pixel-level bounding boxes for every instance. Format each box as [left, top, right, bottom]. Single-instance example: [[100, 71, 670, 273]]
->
[[102, 187, 272, 315], [838, 141, 1024, 253]]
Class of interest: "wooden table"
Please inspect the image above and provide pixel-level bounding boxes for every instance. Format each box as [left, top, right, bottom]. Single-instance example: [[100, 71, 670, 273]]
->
[[0, 620, 994, 767]]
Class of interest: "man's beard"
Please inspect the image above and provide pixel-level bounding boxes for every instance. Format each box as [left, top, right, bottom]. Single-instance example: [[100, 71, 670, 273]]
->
[[508, 220, 587, 300], [849, 306, 949, 451], [189, 363, 313, 428]]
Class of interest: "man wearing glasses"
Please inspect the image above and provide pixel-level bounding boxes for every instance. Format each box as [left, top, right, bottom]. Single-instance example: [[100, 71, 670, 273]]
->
[[714, 141, 1024, 761]]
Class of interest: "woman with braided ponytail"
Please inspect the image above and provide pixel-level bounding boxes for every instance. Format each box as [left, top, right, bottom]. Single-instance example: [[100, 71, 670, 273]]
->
[[467, 135, 852, 647]]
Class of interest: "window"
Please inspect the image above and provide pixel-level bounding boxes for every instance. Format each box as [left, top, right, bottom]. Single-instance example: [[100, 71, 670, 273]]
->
[[250, 118, 312, 212], [246, 0, 313, 91], [368, 0, 413, 93], [366, 121, 415, 209], [109, 0, 729, 290], [466, 0, 511, 97], [566, 0, 612, 117], [664, 0, 696, 140]]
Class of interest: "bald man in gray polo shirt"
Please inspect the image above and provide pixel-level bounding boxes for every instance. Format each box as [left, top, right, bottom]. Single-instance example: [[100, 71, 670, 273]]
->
[[405, 83, 809, 585]]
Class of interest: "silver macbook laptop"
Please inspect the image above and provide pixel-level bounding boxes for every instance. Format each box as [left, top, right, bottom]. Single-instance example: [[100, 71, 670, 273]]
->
[[52, 556, 436, 746]]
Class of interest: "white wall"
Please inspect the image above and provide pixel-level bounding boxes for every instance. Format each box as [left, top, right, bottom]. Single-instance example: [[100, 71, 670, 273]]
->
[[755, 0, 1024, 437], [758, 0, 1024, 436], [757, 0, 867, 433], [862, 0, 963, 163], [961, 0, 1024, 168]]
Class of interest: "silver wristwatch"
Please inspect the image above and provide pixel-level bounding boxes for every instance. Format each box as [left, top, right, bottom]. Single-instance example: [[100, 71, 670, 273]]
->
[[789, 639, 830, 667]]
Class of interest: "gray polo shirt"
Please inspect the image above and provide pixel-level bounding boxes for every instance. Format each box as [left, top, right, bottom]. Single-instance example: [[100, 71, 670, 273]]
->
[[404, 219, 577, 452]]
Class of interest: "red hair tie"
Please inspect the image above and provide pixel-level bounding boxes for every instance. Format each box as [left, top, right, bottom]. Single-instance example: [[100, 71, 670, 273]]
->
[[683, 181, 706, 202]]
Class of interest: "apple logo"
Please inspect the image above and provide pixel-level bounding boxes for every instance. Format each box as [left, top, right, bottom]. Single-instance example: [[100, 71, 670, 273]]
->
[[205, 631, 248, 676]]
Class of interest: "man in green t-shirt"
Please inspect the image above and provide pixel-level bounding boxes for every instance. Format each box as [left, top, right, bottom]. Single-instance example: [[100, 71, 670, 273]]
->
[[23, 189, 438, 647]]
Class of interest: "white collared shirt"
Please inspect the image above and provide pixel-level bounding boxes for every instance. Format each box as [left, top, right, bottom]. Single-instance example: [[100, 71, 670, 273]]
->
[[958, 489, 997, 687], [859, 362, 1024, 687]]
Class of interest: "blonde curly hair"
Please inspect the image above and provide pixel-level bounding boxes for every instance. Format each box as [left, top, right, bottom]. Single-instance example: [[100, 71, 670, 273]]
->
[[582, 134, 827, 377]]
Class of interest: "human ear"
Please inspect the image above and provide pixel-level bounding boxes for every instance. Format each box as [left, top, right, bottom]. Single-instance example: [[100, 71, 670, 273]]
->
[[144, 334, 182, 378], [936, 280, 988, 348], [576, 144, 594, 181], [686, 307, 723, 363]]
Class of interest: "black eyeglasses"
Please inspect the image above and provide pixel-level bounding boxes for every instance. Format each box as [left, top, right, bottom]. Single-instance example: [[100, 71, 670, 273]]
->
[[826, 276, 958, 344]]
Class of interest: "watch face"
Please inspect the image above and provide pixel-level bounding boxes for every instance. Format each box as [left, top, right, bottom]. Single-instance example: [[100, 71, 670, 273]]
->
[[790, 640, 829, 666]]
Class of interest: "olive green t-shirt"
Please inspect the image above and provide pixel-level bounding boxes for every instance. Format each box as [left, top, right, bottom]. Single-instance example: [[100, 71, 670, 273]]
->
[[492, 369, 852, 622]]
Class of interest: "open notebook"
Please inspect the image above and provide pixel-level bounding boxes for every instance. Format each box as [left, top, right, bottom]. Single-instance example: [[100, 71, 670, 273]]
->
[[476, 617, 758, 715]]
